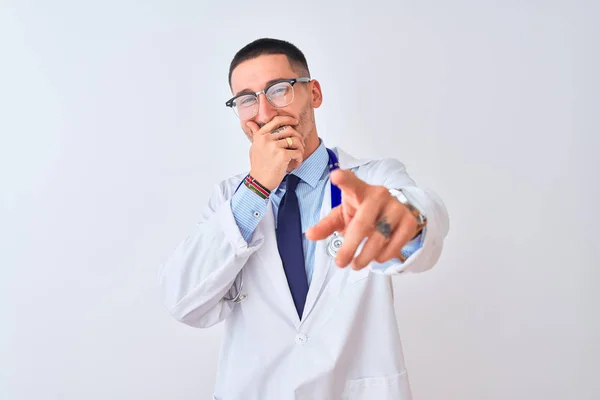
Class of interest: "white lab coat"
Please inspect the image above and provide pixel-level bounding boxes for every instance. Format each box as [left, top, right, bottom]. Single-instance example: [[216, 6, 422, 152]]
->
[[160, 147, 449, 400]]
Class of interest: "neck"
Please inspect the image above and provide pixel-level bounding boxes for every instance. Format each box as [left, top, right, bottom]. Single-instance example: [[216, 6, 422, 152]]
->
[[303, 130, 321, 159]]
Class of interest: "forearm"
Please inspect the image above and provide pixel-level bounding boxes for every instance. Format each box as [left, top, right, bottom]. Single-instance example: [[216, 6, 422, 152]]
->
[[159, 185, 267, 328]]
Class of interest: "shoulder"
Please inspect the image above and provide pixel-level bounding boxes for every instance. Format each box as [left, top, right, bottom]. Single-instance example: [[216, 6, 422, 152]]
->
[[333, 146, 409, 183]]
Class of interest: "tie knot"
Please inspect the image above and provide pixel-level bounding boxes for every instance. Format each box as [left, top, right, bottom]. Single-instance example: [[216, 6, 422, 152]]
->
[[285, 174, 300, 191]]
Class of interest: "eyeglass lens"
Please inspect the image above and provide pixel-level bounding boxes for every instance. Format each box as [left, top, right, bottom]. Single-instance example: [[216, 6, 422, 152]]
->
[[232, 81, 295, 119]]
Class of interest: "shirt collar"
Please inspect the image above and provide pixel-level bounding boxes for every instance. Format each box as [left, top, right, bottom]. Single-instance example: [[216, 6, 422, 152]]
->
[[291, 139, 328, 189]]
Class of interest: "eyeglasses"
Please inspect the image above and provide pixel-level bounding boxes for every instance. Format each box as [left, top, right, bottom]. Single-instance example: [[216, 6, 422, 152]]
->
[[225, 77, 311, 120]]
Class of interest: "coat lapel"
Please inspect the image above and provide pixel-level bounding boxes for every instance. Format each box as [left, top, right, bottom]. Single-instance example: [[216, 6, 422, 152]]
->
[[256, 201, 301, 325], [301, 177, 334, 322], [300, 147, 371, 322]]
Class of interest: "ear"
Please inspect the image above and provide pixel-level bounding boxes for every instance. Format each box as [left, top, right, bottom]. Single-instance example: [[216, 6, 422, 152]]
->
[[310, 79, 323, 108]]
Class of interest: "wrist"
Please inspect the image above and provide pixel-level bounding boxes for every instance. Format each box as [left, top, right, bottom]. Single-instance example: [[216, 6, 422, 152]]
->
[[388, 188, 427, 232], [249, 171, 278, 192], [244, 175, 272, 199]]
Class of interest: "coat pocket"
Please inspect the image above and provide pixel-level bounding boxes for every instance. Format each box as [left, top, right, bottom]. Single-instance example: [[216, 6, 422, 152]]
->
[[341, 371, 412, 400]]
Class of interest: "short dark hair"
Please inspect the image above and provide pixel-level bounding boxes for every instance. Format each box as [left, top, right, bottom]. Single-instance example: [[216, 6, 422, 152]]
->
[[228, 38, 310, 87]]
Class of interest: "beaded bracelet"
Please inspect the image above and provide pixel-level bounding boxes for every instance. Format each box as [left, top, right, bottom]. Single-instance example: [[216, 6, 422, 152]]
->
[[244, 175, 271, 199]]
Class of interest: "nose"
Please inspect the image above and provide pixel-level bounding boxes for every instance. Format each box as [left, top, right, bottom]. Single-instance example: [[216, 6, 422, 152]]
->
[[254, 93, 278, 126]]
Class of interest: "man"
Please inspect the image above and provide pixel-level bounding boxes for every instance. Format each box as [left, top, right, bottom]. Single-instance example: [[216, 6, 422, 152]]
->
[[160, 38, 449, 399]]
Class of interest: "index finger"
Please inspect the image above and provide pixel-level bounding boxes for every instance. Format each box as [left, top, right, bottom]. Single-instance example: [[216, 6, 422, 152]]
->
[[258, 116, 299, 135], [330, 169, 368, 202]]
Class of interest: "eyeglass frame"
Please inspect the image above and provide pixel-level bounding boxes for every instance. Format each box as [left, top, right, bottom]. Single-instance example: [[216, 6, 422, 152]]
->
[[225, 77, 312, 118]]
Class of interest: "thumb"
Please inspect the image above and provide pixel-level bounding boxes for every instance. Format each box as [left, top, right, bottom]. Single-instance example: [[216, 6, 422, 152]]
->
[[306, 206, 344, 241], [246, 121, 260, 135]]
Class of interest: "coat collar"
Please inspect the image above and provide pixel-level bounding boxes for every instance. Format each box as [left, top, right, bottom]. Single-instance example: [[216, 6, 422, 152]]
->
[[328, 145, 372, 171], [289, 141, 372, 188]]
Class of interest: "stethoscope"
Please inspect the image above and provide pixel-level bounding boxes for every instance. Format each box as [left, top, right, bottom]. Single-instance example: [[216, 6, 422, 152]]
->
[[225, 148, 343, 303], [324, 148, 344, 257]]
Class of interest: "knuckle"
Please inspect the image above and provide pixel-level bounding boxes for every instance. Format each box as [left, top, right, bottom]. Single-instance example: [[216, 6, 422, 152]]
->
[[405, 216, 418, 230], [375, 253, 388, 263], [336, 250, 349, 263], [389, 201, 404, 216], [375, 186, 389, 196], [378, 247, 392, 260], [382, 252, 393, 263], [401, 211, 416, 225], [355, 214, 373, 228]]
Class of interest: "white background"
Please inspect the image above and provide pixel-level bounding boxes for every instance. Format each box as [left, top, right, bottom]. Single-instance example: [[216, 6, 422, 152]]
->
[[1, 1, 598, 399]]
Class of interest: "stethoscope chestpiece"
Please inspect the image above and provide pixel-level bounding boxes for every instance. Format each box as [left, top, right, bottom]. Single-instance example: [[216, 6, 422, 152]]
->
[[232, 293, 247, 303], [327, 231, 344, 257], [224, 274, 247, 303]]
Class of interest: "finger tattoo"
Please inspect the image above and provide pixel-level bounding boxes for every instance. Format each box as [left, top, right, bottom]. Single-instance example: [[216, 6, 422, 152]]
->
[[271, 125, 289, 135], [375, 217, 392, 239]]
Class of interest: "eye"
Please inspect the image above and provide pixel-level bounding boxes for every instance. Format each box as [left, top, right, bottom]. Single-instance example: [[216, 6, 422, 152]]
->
[[236, 95, 256, 107], [269, 83, 291, 97]]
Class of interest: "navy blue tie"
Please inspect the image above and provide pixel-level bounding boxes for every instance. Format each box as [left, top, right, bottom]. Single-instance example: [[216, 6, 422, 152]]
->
[[276, 174, 309, 319]]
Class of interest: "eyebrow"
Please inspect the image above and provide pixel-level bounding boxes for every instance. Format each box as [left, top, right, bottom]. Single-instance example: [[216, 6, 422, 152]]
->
[[234, 78, 287, 97]]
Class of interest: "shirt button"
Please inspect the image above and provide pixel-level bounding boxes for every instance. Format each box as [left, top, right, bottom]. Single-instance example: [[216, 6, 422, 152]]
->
[[253, 211, 260, 217], [295, 333, 308, 345]]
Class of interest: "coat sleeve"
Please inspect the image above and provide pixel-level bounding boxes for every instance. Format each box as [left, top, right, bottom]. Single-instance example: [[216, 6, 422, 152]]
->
[[158, 178, 267, 328], [363, 158, 450, 275]]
